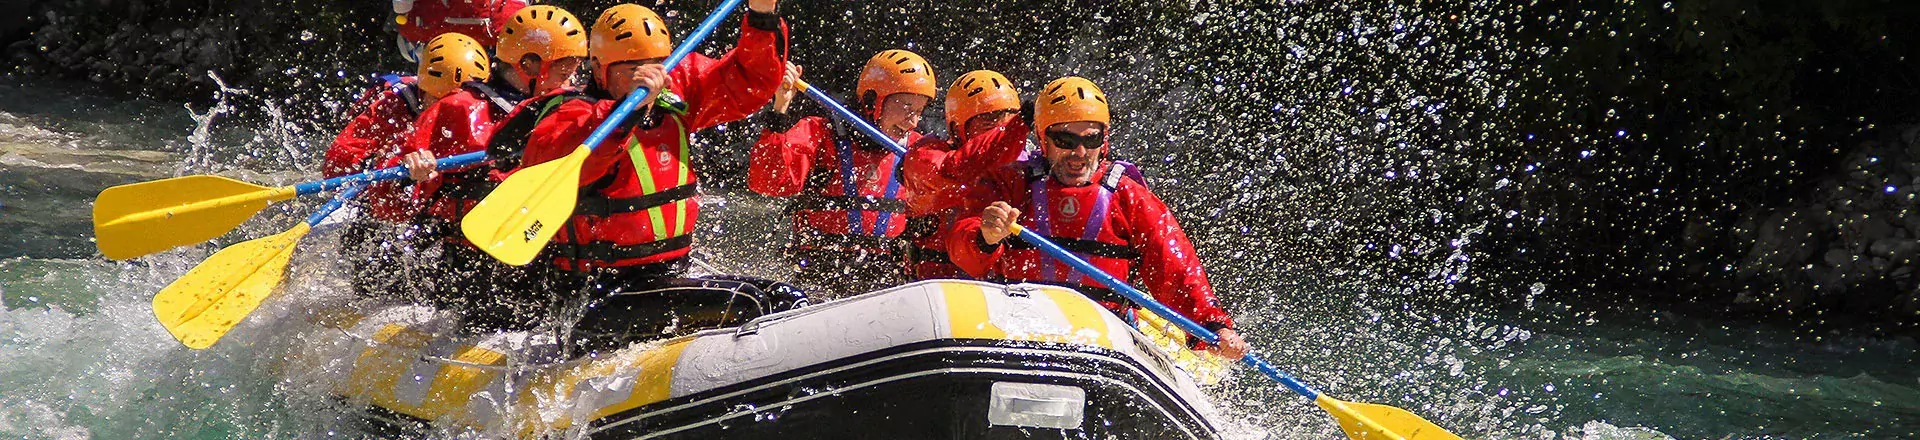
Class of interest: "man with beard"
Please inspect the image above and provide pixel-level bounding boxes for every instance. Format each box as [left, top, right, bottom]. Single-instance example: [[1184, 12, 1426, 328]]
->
[[946, 77, 1250, 359]]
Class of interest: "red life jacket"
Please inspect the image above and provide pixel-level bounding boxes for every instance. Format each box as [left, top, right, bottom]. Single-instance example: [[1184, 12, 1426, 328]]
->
[[1000, 161, 1147, 306], [548, 93, 701, 272], [898, 122, 1032, 281], [784, 121, 915, 251], [324, 74, 423, 179], [411, 81, 518, 224]]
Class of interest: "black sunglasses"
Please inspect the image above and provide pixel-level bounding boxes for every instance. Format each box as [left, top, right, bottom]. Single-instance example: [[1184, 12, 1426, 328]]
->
[[1045, 130, 1106, 151]]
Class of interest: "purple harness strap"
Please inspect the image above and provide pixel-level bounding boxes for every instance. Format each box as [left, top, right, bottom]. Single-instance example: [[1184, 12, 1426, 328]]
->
[[1029, 163, 1118, 284]]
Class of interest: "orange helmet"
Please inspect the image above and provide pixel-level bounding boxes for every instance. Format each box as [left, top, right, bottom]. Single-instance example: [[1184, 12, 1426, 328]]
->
[[590, 4, 672, 71], [945, 70, 1021, 136], [417, 32, 492, 99], [1033, 76, 1110, 132], [498, 5, 588, 65], [855, 50, 937, 108]]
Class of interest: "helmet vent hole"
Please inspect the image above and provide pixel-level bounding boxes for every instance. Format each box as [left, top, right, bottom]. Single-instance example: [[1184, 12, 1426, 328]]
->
[[560, 17, 570, 26], [1046, 83, 1064, 94], [1050, 96, 1067, 104], [990, 77, 1002, 88], [967, 87, 984, 97], [429, 45, 445, 52], [504, 28, 515, 34], [545, 10, 554, 20], [429, 56, 445, 63], [616, 31, 634, 40], [428, 71, 444, 78], [612, 18, 628, 28], [963, 78, 977, 88], [515, 15, 525, 23], [899, 67, 917, 74], [1076, 87, 1087, 99], [1094, 95, 1106, 103], [567, 29, 581, 36], [643, 21, 656, 35]]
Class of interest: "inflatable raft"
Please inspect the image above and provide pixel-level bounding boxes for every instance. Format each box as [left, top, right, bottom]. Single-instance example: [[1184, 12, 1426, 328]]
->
[[287, 279, 1232, 438]]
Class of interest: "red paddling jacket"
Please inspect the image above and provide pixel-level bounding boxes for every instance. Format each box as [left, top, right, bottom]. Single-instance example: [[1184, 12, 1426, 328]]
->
[[946, 161, 1235, 331], [325, 75, 424, 179], [362, 79, 545, 237], [518, 14, 788, 272], [749, 115, 922, 254], [898, 118, 1030, 280]]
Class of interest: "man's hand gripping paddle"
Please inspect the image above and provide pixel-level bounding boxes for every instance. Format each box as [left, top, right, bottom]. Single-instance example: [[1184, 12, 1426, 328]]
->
[[460, 0, 749, 266]]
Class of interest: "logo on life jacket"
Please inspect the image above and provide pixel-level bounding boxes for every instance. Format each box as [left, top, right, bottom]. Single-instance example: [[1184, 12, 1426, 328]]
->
[[656, 150, 673, 167], [1060, 197, 1080, 218], [524, 220, 544, 242]]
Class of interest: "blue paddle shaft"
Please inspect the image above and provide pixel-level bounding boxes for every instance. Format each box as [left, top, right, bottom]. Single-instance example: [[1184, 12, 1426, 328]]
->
[[304, 184, 365, 226], [799, 85, 909, 155], [293, 151, 490, 196], [1013, 228, 1322, 399], [580, 0, 749, 154]]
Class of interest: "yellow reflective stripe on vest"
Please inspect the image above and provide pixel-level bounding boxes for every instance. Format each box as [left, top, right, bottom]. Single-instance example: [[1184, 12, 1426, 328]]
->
[[623, 116, 694, 242], [671, 118, 691, 238]]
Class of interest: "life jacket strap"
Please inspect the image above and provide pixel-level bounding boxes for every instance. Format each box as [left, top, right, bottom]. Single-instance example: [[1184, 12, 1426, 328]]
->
[[552, 234, 695, 264], [576, 183, 700, 215], [1004, 235, 1141, 260]]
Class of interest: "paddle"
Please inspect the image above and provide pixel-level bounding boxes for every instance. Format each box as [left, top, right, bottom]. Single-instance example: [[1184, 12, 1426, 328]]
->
[[1012, 225, 1461, 440], [93, 152, 489, 260], [460, 0, 748, 266], [152, 185, 366, 349], [791, 79, 909, 155]]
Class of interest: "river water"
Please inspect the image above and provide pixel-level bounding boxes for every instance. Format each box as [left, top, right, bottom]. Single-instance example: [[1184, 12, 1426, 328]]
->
[[2, 32, 1918, 440]]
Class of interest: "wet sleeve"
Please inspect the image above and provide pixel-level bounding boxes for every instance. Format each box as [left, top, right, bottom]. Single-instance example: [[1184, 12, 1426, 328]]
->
[[747, 116, 828, 197], [1118, 183, 1235, 331], [362, 152, 424, 222], [673, 15, 789, 131], [941, 118, 1031, 183], [945, 174, 1019, 277], [901, 137, 953, 215], [324, 94, 406, 178]]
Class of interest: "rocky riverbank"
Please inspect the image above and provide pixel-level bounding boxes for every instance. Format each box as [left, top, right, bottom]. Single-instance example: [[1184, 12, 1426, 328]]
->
[[4, 0, 389, 101], [1718, 126, 1920, 322]]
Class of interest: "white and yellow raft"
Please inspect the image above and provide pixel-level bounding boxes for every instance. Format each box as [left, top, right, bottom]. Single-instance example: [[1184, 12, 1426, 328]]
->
[[288, 280, 1233, 439]]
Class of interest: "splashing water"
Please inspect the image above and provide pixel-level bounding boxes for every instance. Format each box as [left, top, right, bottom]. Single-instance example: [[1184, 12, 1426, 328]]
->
[[2, 0, 1920, 438]]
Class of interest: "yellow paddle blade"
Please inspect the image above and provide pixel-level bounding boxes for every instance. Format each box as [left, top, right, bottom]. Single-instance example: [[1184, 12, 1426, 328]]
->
[[94, 175, 296, 260], [152, 222, 311, 349], [1133, 308, 1231, 385], [461, 145, 588, 266], [1317, 396, 1463, 440]]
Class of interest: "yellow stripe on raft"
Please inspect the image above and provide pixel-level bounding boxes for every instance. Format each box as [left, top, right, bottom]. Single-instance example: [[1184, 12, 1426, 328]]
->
[[525, 338, 693, 433], [420, 346, 508, 426], [341, 324, 437, 414], [942, 282, 1008, 340], [942, 282, 1111, 348], [1039, 287, 1112, 349]]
